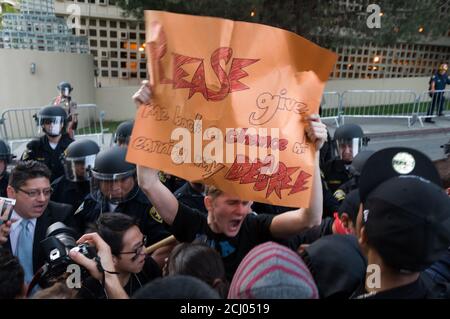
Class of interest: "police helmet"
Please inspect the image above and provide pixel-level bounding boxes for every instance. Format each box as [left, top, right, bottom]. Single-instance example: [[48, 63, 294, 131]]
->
[[333, 124, 367, 163], [0, 139, 13, 164], [62, 139, 100, 182], [113, 120, 134, 146], [37, 106, 67, 137], [90, 146, 138, 204], [57, 81, 73, 96]]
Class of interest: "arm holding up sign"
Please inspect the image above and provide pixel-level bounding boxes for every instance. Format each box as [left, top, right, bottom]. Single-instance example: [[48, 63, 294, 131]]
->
[[135, 83, 325, 239], [269, 115, 325, 239], [137, 165, 179, 225]]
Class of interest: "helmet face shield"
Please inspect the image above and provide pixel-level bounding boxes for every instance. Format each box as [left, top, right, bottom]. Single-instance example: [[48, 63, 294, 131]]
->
[[64, 154, 96, 182], [63, 87, 71, 97], [335, 138, 363, 163], [90, 169, 138, 204], [39, 116, 64, 136]]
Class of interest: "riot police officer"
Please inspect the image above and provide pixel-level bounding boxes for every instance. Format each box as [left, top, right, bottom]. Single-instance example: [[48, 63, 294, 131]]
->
[[51, 139, 100, 213], [21, 106, 74, 182], [53, 81, 78, 138], [0, 139, 13, 197], [333, 150, 375, 203], [322, 123, 368, 193], [74, 146, 171, 245], [112, 120, 134, 147]]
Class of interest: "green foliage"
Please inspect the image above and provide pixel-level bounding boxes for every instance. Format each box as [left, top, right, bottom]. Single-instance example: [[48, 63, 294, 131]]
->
[[115, 0, 449, 48], [0, 2, 19, 29]]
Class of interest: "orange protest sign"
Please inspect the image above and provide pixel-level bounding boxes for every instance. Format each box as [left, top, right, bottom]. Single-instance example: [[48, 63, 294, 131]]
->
[[127, 10, 337, 207]]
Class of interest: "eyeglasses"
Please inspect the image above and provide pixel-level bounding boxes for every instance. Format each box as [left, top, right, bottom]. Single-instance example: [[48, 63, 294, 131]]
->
[[17, 187, 53, 198], [118, 236, 147, 261]]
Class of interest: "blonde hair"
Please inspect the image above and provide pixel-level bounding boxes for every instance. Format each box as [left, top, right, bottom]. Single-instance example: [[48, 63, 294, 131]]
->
[[204, 185, 223, 199]]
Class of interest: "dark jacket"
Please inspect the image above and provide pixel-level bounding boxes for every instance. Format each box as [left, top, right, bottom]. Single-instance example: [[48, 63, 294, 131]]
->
[[21, 134, 74, 182], [51, 176, 90, 214], [322, 159, 353, 193], [174, 182, 207, 214], [0, 171, 9, 197], [3, 201, 74, 274]]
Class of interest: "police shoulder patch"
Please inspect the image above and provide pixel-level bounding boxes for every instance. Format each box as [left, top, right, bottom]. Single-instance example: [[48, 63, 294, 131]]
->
[[333, 189, 346, 201], [149, 206, 163, 223], [74, 202, 84, 215]]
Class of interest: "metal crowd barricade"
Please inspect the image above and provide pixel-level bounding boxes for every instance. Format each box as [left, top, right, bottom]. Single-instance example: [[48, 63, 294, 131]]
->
[[415, 89, 450, 126], [0, 104, 106, 149], [340, 90, 418, 127], [73, 104, 106, 145], [320, 91, 342, 126], [0, 106, 42, 148]]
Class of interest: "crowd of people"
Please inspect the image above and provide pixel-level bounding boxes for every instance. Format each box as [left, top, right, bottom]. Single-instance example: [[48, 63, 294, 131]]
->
[[0, 79, 449, 300]]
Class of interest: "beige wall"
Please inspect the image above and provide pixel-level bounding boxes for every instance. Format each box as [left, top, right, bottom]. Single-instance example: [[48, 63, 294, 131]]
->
[[95, 85, 139, 121], [0, 49, 95, 110]]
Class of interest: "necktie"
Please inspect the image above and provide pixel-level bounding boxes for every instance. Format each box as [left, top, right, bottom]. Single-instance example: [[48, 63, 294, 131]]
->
[[16, 219, 34, 284]]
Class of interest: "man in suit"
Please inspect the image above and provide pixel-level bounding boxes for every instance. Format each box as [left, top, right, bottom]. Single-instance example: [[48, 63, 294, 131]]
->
[[0, 161, 73, 286]]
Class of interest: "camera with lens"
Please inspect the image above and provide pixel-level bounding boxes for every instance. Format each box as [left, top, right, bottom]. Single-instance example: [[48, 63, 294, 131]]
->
[[38, 222, 97, 287]]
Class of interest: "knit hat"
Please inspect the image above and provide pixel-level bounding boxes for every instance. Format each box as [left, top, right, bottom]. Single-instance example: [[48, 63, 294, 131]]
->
[[228, 242, 318, 299]]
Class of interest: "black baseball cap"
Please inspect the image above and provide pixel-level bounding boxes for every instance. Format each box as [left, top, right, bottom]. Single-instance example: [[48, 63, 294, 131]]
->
[[358, 147, 450, 272]]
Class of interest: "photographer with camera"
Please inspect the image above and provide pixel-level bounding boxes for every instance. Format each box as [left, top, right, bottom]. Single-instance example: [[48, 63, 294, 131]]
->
[[0, 161, 74, 287], [30, 224, 128, 299], [69, 232, 128, 299], [75, 213, 161, 298], [21, 106, 74, 182]]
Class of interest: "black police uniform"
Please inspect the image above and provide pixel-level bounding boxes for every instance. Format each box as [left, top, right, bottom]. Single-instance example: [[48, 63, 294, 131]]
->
[[21, 134, 74, 182], [74, 186, 171, 245], [0, 171, 9, 197], [322, 159, 353, 194], [51, 176, 90, 214], [174, 182, 207, 214], [332, 177, 358, 203], [321, 176, 340, 218]]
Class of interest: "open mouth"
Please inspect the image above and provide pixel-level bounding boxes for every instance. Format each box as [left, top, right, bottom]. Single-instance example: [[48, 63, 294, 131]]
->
[[229, 219, 242, 231], [33, 204, 46, 211]]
